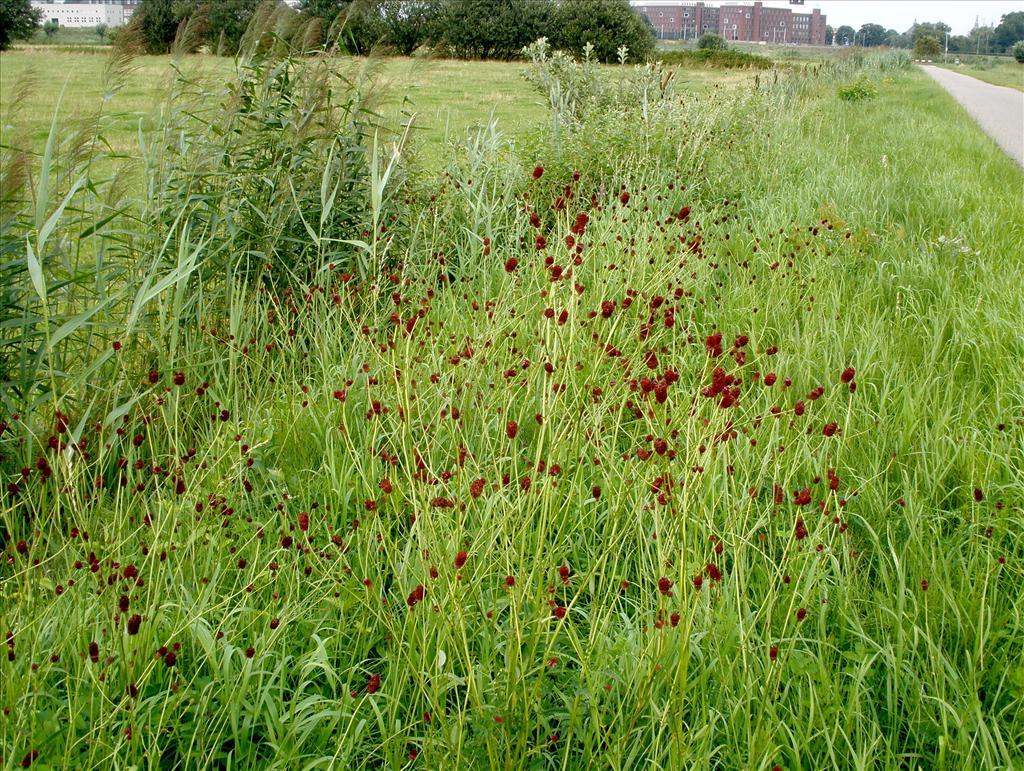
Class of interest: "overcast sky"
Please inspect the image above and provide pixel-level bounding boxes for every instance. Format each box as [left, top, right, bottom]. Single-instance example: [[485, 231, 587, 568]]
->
[[634, 1, 1022, 35], [795, 1, 1020, 35]]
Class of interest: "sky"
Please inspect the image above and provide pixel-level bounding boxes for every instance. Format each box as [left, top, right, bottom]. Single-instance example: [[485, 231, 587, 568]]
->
[[633, 1, 1023, 35], [791, 1, 1020, 36]]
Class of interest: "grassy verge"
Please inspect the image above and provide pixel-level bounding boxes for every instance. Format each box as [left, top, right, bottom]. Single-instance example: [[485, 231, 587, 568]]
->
[[0, 50, 1021, 769], [935, 60, 1024, 92]]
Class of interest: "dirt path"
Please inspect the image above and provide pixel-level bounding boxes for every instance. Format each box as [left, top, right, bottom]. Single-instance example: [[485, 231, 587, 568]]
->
[[920, 65, 1024, 167]]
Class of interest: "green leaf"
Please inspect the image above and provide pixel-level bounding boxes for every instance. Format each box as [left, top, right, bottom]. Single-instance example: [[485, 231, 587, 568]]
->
[[25, 241, 46, 304]]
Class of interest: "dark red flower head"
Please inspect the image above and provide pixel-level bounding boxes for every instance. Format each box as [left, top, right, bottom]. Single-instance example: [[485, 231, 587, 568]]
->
[[407, 584, 425, 608], [532, 165, 544, 180], [454, 551, 468, 569]]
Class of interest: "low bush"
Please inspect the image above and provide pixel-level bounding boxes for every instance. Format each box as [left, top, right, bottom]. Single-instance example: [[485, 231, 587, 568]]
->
[[659, 48, 773, 70], [697, 32, 727, 51], [837, 76, 879, 101]]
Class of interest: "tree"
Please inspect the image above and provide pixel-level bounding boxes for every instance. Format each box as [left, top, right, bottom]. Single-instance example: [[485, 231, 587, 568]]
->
[[378, 0, 438, 56], [858, 23, 886, 47], [435, 0, 553, 60], [909, 22, 950, 43], [42, 19, 57, 38], [0, 0, 42, 50], [834, 25, 855, 46], [884, 29, 907, 48], [301, 0, 346, 31], [174, 0, 260, 54], [824, 25, 833, 45], [1014, 40, 1024, 63], [913, 35, 941, 57], [551, 0, 654, 63], [966, 25, 995, 55], [300, 0, 390, 54], [946, 34, 970, 54], [96, 23, 108, 40], [993, 11, 1024, 52], [133, 0, 180, 53], [697, 32, 726, 51], [336, 2, 387, 54]]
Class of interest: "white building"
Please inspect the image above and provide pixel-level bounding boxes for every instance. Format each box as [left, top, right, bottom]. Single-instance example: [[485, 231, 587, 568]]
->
[[31, 2, 128, 28]]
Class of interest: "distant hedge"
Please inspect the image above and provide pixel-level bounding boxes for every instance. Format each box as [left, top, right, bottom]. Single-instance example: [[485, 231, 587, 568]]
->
[[658, 48, 773, 70]]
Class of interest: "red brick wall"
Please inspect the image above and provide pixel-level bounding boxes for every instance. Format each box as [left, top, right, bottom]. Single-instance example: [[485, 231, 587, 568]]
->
[[635, 3, 825, 45]]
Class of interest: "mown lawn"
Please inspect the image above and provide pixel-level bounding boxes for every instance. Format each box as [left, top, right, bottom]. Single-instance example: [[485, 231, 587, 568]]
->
[[1, 49, 752, 163]]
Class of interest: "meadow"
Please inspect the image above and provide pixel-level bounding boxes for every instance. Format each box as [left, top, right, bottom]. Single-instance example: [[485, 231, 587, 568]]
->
[[1, 34, 1022, 771]]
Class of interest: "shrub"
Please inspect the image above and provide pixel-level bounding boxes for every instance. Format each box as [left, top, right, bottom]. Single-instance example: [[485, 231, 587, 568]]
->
[[659, 48, 772, 70], [697, 32, 727, 51], [1014, 40, 1024, 63], [837, 77, 879, 101]]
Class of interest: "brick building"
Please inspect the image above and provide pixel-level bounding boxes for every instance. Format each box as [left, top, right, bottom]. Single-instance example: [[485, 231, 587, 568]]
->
[[635, 2, 826, 45]]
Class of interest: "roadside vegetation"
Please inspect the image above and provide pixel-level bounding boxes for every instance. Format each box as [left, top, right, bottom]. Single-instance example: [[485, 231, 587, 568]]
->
[[1, 15, 1022, 771], [936, 56, 1024, 92]]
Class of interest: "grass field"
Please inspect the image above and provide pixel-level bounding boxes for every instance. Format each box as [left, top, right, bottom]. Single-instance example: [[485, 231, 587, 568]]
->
[[1, 42, 1022, 770], [1, 51, 752, 162]]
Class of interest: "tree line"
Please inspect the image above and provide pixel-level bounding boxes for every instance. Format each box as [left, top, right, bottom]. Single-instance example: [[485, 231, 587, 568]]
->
[[126, 0, 655, 62], [827, 13, 1024, 56]]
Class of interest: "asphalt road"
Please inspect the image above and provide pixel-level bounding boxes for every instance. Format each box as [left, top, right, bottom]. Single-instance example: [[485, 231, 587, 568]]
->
[[920, 65, 1024, 167]]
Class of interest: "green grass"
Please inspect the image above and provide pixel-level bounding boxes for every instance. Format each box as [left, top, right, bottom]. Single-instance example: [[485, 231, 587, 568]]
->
[[936, 60, 1024, 92], [20, 27, 113, 48], [1, 48, 1022, 770], [1, 50, 751, 166]]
